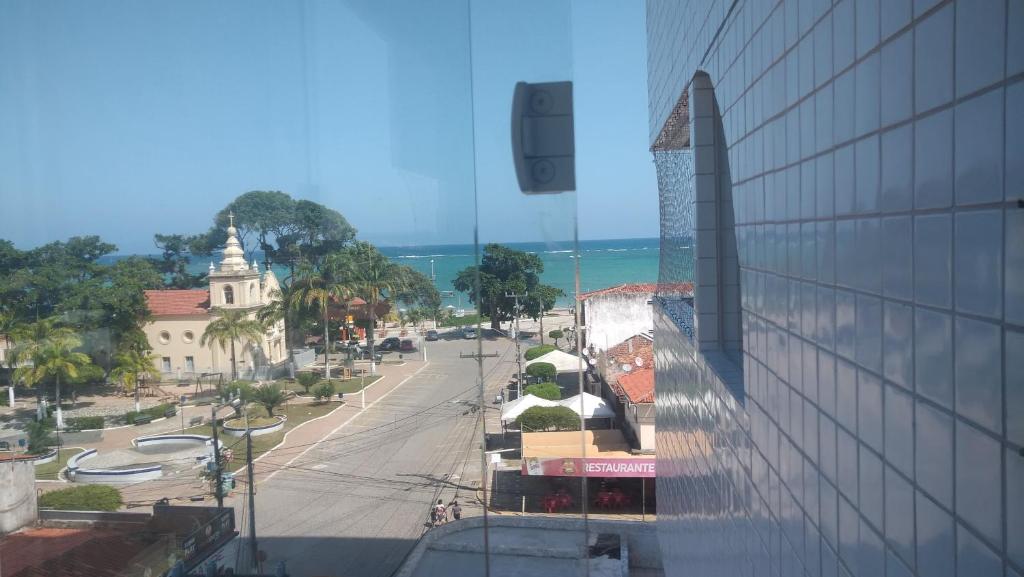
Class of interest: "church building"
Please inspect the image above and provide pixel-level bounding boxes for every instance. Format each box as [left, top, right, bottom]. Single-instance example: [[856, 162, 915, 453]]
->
[[142, 216, 287, 380]]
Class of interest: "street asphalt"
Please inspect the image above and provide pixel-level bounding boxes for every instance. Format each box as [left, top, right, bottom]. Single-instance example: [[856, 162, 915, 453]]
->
[[243, 329, 517, 577]]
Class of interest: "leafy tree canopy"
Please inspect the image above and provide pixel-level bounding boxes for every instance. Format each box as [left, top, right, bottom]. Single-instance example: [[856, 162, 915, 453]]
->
[[452, 244, 560, 330], [187, 191, 357, 276], [515, 406, 579, 432], [524, 382, 561, 401]]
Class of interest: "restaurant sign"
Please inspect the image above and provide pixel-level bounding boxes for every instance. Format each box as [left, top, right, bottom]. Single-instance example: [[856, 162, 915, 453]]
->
[[522, 457, 656, 478]]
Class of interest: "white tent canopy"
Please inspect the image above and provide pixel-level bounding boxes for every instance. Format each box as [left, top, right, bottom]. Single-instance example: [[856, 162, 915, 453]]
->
[[523, 350, 584, 373], [500, 394, 559, 422], [559, 392, 616, 419]]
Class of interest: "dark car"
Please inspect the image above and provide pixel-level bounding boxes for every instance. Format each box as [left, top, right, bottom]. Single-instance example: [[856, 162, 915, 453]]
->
[[425, 330, 439, 341], [399, 339, 415, 352], [379, 337, 401, 351]]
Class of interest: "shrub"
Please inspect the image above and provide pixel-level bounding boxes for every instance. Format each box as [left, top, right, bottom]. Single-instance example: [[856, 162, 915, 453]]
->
[[524, 382, 561, 401], [124, 403, 176, 424], [314, 382, 335, 402], [524, 344, 555, 361], [525, 362, 557, 381], [65, 416, 104, 431], [26, 420, 56, 454], [39, 485, 123, 512], [514, 406, 580, 432], [296, 372, 319, 394]]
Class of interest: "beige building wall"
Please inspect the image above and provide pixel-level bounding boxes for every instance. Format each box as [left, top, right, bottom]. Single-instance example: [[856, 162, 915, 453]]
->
[[144, 313, 286, 380], [624, 403, 655, 452]]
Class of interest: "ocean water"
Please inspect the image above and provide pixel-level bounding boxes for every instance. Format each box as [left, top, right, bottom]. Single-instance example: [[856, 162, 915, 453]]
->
[[137, 238, 662, 309], [379, 238, 661, 308]]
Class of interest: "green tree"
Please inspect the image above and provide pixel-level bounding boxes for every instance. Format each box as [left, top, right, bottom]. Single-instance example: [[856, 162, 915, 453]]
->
[[253, 384, 287, 418], [289, 255, 354, 382], [192, 192, 357, 275], [25, 420, 57, 454], [526, 285, 563, 344], [313, 381, 334, 403], [525, 362, 557, 382], [515, 406, 579, 432], [548, 329, 564, 348], [452, 244, 560, 331], [295, 372, 320, 394], [524, 382, 561, 401], [13, 330, 92, 429], [152, 233, 207, 288], [524, 344, 555, 361], [347, 242, 404, 365], [110, 348, 160, 404], [200, 309, 267, 381]]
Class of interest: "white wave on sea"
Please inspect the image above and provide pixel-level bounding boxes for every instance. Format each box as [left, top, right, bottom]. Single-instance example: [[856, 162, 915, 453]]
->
[[394, 254, 470, 259]]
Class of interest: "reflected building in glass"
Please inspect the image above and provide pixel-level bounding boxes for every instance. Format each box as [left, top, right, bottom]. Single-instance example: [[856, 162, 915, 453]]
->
[[648, 1, 1022, 576]]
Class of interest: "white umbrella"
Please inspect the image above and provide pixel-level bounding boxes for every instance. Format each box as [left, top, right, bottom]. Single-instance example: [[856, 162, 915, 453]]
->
[[500, 394, 559, 422], [559, 392, 615, 419]]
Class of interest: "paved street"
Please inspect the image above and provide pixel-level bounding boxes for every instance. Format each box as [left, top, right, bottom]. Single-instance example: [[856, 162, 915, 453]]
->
[[239, 330, 517, 577]]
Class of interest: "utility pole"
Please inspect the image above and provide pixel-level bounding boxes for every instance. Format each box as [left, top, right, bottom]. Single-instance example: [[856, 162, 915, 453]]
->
[[211, 404, 223, 508], [244, 409, 259, 573], [505, 291, 527, 398]]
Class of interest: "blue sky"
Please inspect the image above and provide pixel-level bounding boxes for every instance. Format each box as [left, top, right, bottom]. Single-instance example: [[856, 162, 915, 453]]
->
[[0, 1, 656, 253]]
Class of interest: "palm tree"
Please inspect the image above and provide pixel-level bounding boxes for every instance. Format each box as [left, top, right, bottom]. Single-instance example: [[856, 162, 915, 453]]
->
[[348, 242, 404, 372], [8, 318, 79, 421], [110, 348, 160, 411], [14, 332, 91, 429], [253, 384, 287, 418], [289, 255, 354, 382], [200, 308, 267, 381]]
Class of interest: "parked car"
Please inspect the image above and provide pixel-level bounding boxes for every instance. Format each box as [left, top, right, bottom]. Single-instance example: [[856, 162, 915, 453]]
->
[[462, 327, 477, 339], [399, 339, 415, 352], [351, 346, 383, 362], [379, 337, 401, 351], [425, 330, 439, 341]]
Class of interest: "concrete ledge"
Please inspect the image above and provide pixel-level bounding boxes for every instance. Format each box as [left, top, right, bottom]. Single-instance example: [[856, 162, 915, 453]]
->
[[133, 434, 213, 447], [31, 449, 59, 465], [66, 447, 163, 484], [394, 516, 661, 577], [39, 509, 151, 524]]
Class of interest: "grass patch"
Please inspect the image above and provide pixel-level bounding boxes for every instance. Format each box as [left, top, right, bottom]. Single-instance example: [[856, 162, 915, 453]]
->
[[185, 401, 341, 465], [35, 448, 84, 480], [39, 484, 123, 511], [224, 416, 280, 428], [279, 375, 381, 396]]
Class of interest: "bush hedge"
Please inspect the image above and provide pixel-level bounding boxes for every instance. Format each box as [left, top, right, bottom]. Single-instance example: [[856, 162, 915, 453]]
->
[[525, 362, 557, 381], [524, 345, 555, 361], [124, 403, 175, 425], [39, 485, 123, 512], [65, 416, 104, 431], [514, 406, 580, 432], [314, 382, 335, 402], [524, 382, 561, 401]]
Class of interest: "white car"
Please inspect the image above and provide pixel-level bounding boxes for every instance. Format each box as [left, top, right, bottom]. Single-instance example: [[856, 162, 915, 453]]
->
[[462, 327, 477, 339]]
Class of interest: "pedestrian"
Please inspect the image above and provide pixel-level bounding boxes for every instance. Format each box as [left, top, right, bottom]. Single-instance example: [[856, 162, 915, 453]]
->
[[433, 499, 446, 526], [449, 500, 462, 521]]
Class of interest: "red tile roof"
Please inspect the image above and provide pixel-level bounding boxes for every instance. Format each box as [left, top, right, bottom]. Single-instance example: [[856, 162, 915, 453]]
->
[[1, 528, 157, 577], [144, 289, 210, 316], [606, 334, 654, 370], [580, 282, 693, 300], [617, 368, 655, 404]]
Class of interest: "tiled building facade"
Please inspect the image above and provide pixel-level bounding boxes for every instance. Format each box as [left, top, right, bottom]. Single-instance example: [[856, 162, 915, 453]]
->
[[649, 1, 1022, 576]]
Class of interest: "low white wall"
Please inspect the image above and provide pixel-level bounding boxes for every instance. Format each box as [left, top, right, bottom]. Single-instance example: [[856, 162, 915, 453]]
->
[[67, 447, 163, 484], [134, 434, 212, 448], [32, 448, 59, 465], [0, 460, 37, 533], [221, 416, 285, 438]]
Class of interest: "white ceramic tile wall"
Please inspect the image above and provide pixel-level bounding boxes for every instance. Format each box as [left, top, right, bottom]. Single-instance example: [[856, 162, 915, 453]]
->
[[648, 1, 1022, 576]]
